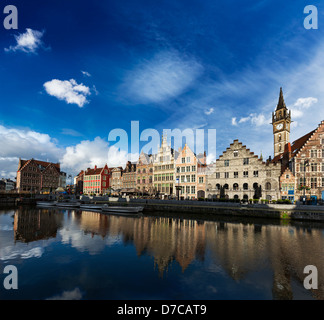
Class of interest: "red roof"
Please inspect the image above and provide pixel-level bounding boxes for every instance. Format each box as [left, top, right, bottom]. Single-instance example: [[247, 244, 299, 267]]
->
[[84, 167, 104, 175], [272, 129, 316, 163]]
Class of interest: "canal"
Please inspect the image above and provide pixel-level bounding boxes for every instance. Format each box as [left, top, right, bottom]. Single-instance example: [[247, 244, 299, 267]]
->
[[0, 207, 323, 300]]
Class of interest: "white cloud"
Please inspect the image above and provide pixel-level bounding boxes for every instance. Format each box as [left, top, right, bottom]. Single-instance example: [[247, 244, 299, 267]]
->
[[251, 113, 267, 126], [5, 28, 46, 54], [43, 79, 91, 107], [235, 113, 269, 127], [238, 116, 250, 124], [59, 137, 138, 175], [205, 108, 214, 115], [60, 137, 109, 173], [122, 50, 203, 104], [81, 70, 91, 77], [61, 128, 83, 137], [0, 125, 62, 179], [290, 97, 318, 119]]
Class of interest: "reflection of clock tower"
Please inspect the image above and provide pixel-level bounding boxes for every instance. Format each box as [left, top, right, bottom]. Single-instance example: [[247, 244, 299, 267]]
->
[[272, 87, 291, 157]]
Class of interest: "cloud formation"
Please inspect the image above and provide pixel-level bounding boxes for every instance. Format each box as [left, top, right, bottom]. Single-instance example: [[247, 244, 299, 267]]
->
[[122, 51, 203, 104], [0, 125, 62, 179], [289, 97, 318, 119], [204, 108, 214, 115], [5, 28, 46, 54], [43, 79, 91, 107]]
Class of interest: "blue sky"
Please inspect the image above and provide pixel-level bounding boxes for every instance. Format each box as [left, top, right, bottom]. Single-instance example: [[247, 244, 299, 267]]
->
[[0, 0, 324, 178]]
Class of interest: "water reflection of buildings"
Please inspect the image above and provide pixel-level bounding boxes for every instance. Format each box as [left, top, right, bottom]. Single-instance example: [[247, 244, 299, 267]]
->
[[51, 209, 324, 299], [14, 208, 64, 243]]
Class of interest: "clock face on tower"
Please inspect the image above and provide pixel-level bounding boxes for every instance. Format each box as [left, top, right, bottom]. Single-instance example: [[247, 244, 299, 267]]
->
[[276, 123, 283, 130]]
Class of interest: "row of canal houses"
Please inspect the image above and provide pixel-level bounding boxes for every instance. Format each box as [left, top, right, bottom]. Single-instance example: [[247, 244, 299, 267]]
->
[[76, 134, 208, 199], [75, 89, 324, 202]]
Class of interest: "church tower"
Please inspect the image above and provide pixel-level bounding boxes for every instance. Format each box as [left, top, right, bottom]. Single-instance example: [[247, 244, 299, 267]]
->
[[272, 87, 291, 157]]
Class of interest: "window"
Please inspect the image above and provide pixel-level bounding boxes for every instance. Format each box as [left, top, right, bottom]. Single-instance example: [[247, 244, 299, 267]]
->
[[199, 177, 204, 183], [310, 150, 317, 158], [243, 171, 248, 178], [322, 177, 324, 187], [186, 157, 191, 163], [225, 172, 229, 179], [243, 158, 249, 165], [191, 186, 195, 194], [186, 175, 190, 183], [186, 166, 191, 172], [286, 174, 289, 179], [299, 177, 304, 186], [191, 175, 196, 182], [253, 171, 258, 177], [181, 176, 185, 183], [311, 163, 317, 172], [233, 151, 238, 157], [186, 186, 190, 194], [176, 167, 180, 173], [233, 183, 239, 191], [311, 178, 317, 189], [224, 160, 229, 167], [191, 165, 196, 171], [322, 149, 324, 158], [234, 172, 238, 178], [216, 172, 220, 179], [243, 183, 248, 190], [181, 167, 185, 173], [182, 158, 185, 163]]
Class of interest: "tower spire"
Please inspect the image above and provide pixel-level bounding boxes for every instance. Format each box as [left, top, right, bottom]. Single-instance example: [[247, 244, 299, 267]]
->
[[276, 87, 287, 111]]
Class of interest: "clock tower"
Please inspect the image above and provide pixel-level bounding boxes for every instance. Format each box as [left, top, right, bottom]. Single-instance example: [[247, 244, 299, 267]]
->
[[272, 87, 291, 157]]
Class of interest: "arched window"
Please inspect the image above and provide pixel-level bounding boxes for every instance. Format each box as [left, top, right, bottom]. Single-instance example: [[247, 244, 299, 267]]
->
[[253, 183, 258, 189], [234, 195, 239, 200], [243, 183, 248, 190], [243, 194, 248, 200], [266, 182, 271, 190], [233, 183, 239, 191], [224, 184, 229, 190], [216, 184, 220, 190], [278, 134, 281, 142]]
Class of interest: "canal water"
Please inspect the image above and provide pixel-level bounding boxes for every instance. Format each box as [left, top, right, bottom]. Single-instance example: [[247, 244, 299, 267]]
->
[[0, 207, 323, 300]]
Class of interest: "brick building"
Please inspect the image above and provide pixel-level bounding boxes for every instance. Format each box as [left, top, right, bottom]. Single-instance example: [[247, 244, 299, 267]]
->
[[110, 167, 123, 194], [136, 152, 154, 195], [271, 88, 324, 202], [74, 170, 84, 195], [279, 168, 296, 202], [83, 164, 110, 195], [16, 158, 61, 193], [121, 161, 137, 192]]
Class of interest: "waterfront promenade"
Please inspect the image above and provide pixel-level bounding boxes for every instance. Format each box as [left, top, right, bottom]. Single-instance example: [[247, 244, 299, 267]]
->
[[1, 193, 324, 222]]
